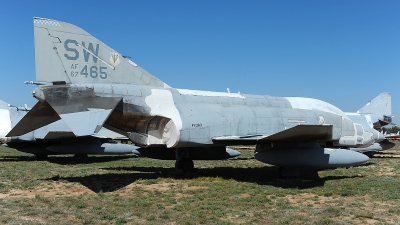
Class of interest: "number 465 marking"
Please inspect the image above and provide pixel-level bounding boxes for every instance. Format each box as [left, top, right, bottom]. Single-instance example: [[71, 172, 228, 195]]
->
[[81, 65, 107, 79]]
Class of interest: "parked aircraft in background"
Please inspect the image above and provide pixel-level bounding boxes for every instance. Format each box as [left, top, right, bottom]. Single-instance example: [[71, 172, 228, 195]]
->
[[8, 18, 372, 176], [385, 132, 399, 140]]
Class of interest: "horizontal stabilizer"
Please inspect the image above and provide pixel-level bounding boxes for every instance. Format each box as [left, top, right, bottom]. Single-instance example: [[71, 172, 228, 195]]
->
[[48, 96, 122, 137], [60, 109, 114, 136], [7, 101, 60, 137]]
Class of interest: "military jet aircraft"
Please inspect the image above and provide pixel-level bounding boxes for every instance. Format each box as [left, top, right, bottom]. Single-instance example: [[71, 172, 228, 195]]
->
[[8, 18, 371, 174]]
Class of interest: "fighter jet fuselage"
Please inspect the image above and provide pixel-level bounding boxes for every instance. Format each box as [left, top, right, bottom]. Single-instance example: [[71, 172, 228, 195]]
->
[[30, 82, 375, 149]]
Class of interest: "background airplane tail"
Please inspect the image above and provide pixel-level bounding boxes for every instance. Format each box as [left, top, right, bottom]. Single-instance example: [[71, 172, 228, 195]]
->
[[34, 17, 169, 88], [357, 93, 391, 116]]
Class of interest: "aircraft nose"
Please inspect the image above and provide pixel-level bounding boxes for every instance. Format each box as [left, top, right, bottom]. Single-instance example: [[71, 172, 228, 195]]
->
[[32, 87, 45, 102]]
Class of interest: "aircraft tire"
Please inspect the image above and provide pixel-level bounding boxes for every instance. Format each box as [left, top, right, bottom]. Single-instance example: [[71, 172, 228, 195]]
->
[[175, 158, 194, 172], [182, 159, 194, 172]]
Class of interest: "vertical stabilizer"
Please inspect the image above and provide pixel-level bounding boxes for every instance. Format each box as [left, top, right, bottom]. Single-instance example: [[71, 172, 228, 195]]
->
[[357, 93, 391, 116], [33, 17, 169, 88]]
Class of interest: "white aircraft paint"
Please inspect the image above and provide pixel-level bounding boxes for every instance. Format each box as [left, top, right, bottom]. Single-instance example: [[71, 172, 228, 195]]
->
[[0, 109, 11, 143]]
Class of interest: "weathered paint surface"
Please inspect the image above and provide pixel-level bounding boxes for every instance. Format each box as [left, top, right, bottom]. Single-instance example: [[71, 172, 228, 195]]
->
[[15, 82, 374, 149], [6, 18, 385, 168], [8, 18, 377, 150]]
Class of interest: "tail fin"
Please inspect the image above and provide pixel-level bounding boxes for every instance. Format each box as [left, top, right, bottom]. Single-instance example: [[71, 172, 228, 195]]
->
[[357, 93, 391, 116], [33, 17, 169, 87]]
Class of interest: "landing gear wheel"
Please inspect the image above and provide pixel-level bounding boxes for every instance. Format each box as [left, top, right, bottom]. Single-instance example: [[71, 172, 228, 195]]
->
[[175, 160, 183, 171], [175, 158, 194, 173], [175, 148, 195, 173], [181, 159, 194, 172]]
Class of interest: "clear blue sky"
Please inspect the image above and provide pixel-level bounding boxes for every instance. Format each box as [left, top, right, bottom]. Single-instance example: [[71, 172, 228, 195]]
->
[[1, 1, 399, 124]]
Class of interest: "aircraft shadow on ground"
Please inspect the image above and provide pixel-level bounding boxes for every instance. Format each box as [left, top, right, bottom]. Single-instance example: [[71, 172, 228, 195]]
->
[[0, 156, 39, 162], [0, 155, 133, 164], [47, 156, 133, 164], [353, 162, 375, 167], [370, 152, 400, 159], [45, 166, 362, 193]]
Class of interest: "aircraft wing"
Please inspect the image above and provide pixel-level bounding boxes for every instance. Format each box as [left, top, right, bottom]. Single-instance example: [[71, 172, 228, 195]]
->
[[212, 124, 333, 144]]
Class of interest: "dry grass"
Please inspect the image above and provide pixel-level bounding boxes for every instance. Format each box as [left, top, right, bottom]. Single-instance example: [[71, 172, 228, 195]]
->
[[0, 141, 399, 224]]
